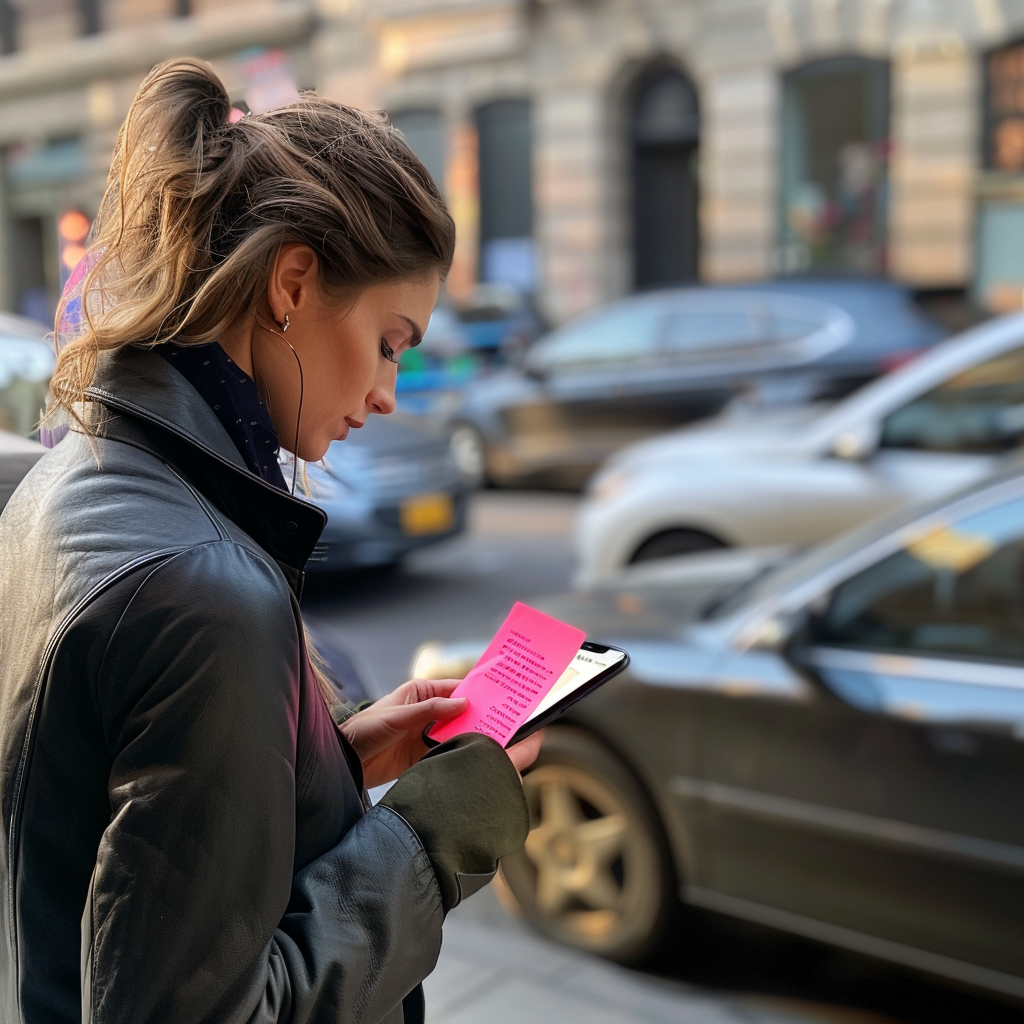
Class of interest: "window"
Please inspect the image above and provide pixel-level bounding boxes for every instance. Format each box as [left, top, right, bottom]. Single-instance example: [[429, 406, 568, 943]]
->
[[80, 0, 100, 34], [0, 0, 15, 53], [778, 57, 890, 275], [881, 346, 1024, 454], [529, 306, 666, 373], [664, 308, 757, 351], [984, 40, 1024, 172], [813, 495, 1024, 664], [389, 108, 445, 194], [475, 100, 535, 292]]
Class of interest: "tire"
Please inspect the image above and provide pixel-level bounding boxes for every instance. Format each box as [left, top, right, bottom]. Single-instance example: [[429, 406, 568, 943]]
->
[[499, 726, 677, 965], [448, 423, 488, 489], [629, 528, 725, 564]]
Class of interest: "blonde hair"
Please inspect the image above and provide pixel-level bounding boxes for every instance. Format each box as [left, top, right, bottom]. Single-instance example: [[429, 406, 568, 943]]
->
[[51, 57, 455, 413]]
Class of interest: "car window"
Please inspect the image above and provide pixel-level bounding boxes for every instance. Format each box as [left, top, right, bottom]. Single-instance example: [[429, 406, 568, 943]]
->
[[880, 346, 1024, 454], [664, 308, 758, 351], [812, 494, 1024, 665], [530, 306, 665, 372]]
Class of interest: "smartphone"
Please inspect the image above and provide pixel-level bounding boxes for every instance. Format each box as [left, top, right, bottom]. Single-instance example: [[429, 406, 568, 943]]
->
[[507, 641, 629, 746]]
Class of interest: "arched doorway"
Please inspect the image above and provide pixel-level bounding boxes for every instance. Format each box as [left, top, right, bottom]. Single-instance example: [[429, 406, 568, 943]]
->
[[630, 65, 700, 290]]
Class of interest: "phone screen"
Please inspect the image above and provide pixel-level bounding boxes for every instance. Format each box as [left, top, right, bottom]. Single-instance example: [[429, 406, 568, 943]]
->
[[523, 644, 628, 727]]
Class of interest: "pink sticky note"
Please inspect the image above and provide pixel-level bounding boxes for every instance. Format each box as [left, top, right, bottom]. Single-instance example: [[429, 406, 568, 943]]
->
[[428, 602, 587, 747]]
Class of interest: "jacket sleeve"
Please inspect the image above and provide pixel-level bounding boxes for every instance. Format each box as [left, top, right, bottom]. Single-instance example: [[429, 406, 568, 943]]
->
[[83, 542, 444, 1024]]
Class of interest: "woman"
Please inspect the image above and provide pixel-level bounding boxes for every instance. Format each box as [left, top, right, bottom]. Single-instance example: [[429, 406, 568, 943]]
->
[[0, 59, 541, 1024]]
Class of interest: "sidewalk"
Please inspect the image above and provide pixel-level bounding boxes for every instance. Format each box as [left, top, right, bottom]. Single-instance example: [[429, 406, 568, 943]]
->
[[425, 891, 893, 1024]]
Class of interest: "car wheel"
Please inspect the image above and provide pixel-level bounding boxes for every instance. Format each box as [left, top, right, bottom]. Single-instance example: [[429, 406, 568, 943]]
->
[[629, 528, 725, 564], [449, 423, 488, 488], [499, 727, 676, 965]]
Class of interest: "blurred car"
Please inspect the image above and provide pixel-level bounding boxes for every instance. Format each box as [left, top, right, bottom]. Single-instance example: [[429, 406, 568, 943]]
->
[[0, 312, 55, 439], [457, 283, 540, 357], [447, 280, 943, 489], [721, 277, 946, 393], [0, 429, 45, 511], [412, 467, 1024, 999], [577, 311, 1024, 584], [303, 412, 467, 572], [395, 306, 480, 418]]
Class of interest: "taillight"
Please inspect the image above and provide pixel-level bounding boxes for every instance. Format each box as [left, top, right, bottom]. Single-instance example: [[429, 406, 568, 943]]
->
[[879, 349, 922, 373]]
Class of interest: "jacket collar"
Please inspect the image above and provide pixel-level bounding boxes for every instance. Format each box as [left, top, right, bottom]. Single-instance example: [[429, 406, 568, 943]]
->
[[85, 345, 326, 584]]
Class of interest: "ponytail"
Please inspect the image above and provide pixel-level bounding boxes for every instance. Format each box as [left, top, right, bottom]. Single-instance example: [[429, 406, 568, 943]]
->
[[50, 57, 454, 417]]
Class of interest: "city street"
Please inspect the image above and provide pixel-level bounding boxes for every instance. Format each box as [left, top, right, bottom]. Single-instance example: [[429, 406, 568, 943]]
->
[[304, 492, 1024, 1024]]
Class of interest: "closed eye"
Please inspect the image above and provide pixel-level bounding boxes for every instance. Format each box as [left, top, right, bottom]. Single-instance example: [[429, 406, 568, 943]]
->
[[380, 338, 398, 363]]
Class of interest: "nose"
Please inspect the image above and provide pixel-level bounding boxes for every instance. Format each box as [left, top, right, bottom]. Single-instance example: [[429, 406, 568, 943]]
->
[[367, 380, 396, 416]]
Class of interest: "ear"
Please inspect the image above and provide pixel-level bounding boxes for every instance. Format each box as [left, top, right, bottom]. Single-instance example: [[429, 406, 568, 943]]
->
[[267, 244, 318, 325]]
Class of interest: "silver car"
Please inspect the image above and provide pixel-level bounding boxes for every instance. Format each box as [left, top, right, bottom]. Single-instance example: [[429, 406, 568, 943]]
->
[[577, 312, 1024, 585]]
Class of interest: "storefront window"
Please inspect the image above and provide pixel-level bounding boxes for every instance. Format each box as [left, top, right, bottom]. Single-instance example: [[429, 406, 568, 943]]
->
[[778, 57, 890, 275]]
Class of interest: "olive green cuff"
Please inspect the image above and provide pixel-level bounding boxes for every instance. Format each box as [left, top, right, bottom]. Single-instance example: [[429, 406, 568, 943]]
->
[[379, 732, 529, 912]]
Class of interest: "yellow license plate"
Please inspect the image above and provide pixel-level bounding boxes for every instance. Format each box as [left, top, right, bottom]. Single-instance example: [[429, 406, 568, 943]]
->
[[400, 493, 455, 536]]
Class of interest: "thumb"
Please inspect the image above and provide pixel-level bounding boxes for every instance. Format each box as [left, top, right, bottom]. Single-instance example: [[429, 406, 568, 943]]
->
[[392, 695, 469, 730]]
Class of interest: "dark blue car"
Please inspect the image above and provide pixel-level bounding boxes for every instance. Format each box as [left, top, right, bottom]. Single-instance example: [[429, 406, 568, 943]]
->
[[443, 279, 947, 489]]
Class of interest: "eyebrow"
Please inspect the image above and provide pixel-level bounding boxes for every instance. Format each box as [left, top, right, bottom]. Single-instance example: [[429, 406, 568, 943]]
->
[[399, 314, 424, 348]]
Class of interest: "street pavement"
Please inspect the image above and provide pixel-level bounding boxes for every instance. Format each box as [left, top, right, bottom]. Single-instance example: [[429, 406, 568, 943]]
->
[[304, 491, 1024, 1024], [426, 886, 897, 1024]]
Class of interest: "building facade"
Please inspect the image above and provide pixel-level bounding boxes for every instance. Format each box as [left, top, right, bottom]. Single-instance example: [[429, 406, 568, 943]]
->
[[4, 0, 1024, 326]]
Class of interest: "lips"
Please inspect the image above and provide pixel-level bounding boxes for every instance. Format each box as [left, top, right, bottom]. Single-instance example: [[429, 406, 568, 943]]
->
[[334, 417, 366, 442]]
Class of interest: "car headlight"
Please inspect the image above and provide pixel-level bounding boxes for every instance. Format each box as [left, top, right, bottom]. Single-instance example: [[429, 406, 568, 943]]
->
[[588, 467, 632, 504], [411, 641, 486, 680]]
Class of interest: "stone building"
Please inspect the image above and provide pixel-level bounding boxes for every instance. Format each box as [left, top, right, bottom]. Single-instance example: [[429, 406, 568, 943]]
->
[[5, 0, 1024, 327]]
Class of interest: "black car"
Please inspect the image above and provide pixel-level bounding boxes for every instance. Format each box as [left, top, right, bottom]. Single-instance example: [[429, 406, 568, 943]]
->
[[448, 280, 945, 489], [415, 468, 1024, 1000]]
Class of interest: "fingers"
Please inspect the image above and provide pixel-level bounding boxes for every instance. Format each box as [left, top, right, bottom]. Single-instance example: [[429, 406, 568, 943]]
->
[[507, 730, 545, 774], [383, 695, 468, 730]]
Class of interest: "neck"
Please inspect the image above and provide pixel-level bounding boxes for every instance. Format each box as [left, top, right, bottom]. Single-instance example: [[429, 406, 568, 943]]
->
[[217, 317, 256, 378]]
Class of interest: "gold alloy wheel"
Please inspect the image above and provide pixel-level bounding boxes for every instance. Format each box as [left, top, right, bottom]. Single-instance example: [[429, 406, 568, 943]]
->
[[500, 730, 671, 962]]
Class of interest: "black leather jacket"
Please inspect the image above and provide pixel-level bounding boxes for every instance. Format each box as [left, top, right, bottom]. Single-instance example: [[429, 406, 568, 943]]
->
[[0, 346, 527, 1024]]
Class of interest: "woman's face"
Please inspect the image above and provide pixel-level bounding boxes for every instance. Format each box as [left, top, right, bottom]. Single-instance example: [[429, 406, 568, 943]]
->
[[246, 250, 440, 462]]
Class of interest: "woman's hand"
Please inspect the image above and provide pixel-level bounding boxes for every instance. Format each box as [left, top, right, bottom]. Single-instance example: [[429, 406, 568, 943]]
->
[[339, 679, 546, 789], [340, 679, 464, 789], [506, 728, 544, 775]]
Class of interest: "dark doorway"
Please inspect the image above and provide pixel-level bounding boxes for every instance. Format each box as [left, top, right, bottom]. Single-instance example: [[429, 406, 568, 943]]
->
[[630, 65, 700, 290]]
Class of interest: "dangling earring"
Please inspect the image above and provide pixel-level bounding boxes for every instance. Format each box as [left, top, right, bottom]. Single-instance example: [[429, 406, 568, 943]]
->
[[255, 313, 303, 495]]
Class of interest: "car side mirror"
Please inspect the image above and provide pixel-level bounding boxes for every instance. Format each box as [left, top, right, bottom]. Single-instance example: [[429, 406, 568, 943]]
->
[[738, 609, 808, 653], [831, 421, 881, 461]]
